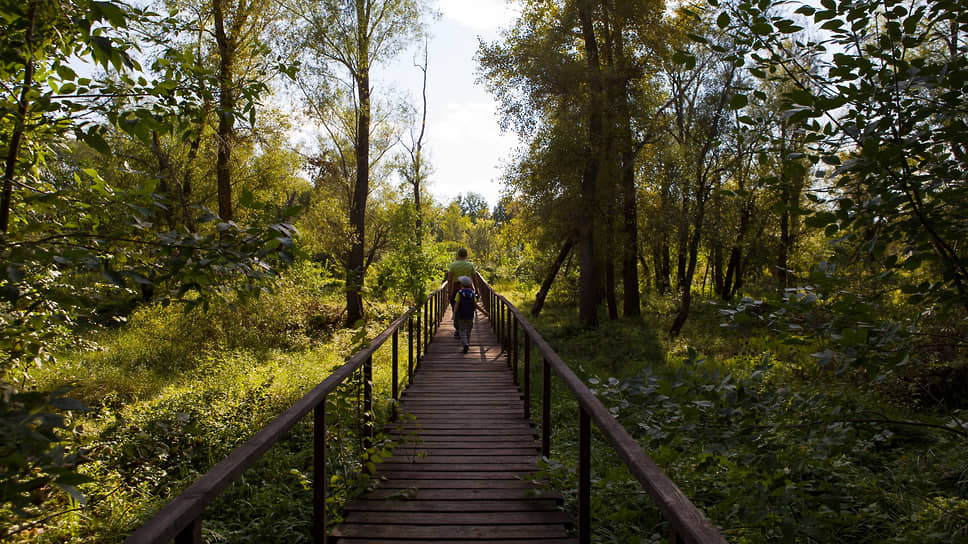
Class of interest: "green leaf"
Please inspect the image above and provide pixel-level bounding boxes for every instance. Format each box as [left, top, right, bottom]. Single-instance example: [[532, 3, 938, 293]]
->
[[82, 130, 111, 155], [672, 50, 697, 69], [729, 94, 749, 109], [239, 188, 255, 208], [717, 12, 730, 29]]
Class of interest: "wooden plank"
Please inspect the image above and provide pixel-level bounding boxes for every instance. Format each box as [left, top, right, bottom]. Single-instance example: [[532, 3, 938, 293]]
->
[[372, 471, 551, 482], [343, 499, 563, 512], [390, 436, 538, 445], [330, 523, 570, 539], [376, 455, 538, 464], [371, 479, 546, 490], [373, 463, 539, 472], [336, 538, 578, 544], [389, 448, 540, 456], [359, 487, 557, 501], [343, 511, 573, 525]]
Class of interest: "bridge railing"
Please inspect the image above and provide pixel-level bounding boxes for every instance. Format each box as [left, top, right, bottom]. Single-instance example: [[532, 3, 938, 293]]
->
[[126, 284, 449, 544], [474, 272, 726, 544]]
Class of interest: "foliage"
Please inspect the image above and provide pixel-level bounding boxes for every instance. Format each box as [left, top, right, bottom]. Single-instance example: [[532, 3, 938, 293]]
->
[[2, 264, 420, 542], [0, 0, 305, 520], [504, 281, 968, 544], [708, 0, 968, 313]]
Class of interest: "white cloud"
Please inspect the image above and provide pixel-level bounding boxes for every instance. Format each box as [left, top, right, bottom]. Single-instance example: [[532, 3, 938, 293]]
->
[[435, 0, 519, 34]]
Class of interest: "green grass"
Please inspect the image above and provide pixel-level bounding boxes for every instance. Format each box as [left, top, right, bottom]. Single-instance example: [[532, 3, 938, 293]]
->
[[5, 262, 422, 543]]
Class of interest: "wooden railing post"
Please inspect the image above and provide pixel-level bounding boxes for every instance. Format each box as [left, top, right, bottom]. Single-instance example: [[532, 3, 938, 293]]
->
[[505, 306, 511, 353], [579, 407, 591, 544], [523, 335, 531, 419], [408, 316, 414, 384], [313, 400, 327, 544], [542, 357, 551, 459], [416, 313, 422, 368], [511, 314, 519, 378], [174, 518, 201, 544], [391, 328, 399, 421], [363, 355, 373, 452]]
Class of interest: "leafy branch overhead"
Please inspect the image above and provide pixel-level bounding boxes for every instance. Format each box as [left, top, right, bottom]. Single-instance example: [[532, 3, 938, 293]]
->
[[699, 0, 968, 312]]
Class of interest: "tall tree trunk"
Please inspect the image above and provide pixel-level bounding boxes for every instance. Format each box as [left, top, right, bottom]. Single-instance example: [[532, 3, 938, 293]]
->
[[532, 238, 576, 316], [605, 248, 618, 319], [577, 0, 603, 327], [675, 229, 688, 294], [711, 244, 724, 297], [620, 146, 640, 316], [777, 124, 805, 293], [345, 2, 370, 326], [1, 1, 36, 234], [670, 182, 707, 337], [614, 24, 640, 317], [411, 41, 428, 247], [149, 131, 177, 230], [213, 0, 235, 221], [722, 246, 742, 300], [653, 237, 671, 295], [637, 249, 650, 290]]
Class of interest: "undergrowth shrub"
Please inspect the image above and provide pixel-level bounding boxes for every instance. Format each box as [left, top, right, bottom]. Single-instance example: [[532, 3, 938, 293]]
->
[[8, 262, 427, 543], [513, 286, 967, 543]]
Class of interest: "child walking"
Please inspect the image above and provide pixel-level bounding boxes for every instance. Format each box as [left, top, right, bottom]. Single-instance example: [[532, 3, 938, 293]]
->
[[454, 276, 478, 353]]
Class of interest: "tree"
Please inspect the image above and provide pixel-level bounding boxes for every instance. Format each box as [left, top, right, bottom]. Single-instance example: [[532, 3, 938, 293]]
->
[[660, 9, 740, 336], [293, 0, 428, 325], [456, 191, 489, 221], [714, 0, 968, 312], [480, 0, 666, 326], [400, 40, 430, 247], [0, 0, 295, 521]]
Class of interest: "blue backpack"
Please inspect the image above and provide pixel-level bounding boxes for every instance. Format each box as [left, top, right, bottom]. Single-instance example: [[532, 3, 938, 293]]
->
[[456, 288, 476, 320]]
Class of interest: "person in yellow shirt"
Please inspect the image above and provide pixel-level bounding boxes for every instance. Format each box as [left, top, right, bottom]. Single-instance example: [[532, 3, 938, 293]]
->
[[447, 248, 476, 336]]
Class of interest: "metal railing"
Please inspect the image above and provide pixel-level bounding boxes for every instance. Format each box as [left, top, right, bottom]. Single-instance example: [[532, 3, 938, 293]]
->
[[126, 284, 449, 544], [475, 272, 726, 544]]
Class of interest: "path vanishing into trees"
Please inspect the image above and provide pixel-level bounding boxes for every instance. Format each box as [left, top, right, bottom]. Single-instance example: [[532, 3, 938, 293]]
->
[[128, 274, 725, 544], [331, 306, 575, 542]]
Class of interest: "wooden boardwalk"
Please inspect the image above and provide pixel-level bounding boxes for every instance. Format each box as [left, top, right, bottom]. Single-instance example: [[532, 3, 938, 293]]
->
[[331, 307, 576, 543]]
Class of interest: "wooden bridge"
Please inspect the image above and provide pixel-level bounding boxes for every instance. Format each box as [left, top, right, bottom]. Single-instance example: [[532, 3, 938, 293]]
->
[[127, 274, 726, 544], [331, 307, 572, 542]]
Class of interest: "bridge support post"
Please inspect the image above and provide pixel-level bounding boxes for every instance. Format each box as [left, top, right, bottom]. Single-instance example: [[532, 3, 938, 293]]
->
[[511, 315, 518, 378], [392, 329, 399, 421], [313, 400, 327, 544], [542, 357, 551, 459], [579, 407, 591, 544], [363, 355, 373, 452], [407, 316, 414, 384], [416, 313, 422, 369], [523, 335, 531, 419]]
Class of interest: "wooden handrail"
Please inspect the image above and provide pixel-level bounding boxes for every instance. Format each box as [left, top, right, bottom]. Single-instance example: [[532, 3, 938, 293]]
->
[[474, 272, 726, 544], [127, 283, 448, 544]]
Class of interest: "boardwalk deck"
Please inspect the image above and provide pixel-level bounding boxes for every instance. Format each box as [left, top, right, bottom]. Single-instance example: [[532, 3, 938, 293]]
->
[[331, 308, 576, 543]]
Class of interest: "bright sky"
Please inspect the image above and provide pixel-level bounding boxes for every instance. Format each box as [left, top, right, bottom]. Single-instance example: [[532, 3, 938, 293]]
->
[[378, 0, 521, 208]]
